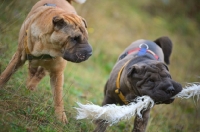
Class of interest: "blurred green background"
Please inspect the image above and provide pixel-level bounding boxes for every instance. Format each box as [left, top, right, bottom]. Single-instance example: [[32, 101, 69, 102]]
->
[[0, 0, 200, 131]]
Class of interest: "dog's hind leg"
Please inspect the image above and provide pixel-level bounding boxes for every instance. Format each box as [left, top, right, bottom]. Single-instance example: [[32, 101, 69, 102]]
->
[[26, 65, 46, 91], [0, 51, 25, 88], [132, 109, 150, 132]]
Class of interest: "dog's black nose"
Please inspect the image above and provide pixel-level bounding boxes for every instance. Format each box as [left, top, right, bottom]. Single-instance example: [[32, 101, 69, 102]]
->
[[166, 86, 175, 95]]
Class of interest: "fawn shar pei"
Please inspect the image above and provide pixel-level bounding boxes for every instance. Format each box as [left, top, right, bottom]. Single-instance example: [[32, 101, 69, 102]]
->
[[94, 37, 182, 132], [0, 0, 92, 123]]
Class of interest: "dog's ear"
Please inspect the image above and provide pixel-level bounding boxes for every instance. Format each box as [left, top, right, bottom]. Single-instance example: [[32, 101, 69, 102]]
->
[[53, 16, 66, 29], [155, 62, 169, 71], [127, 64, 140, 77], [163, 63, 169, 71], [154, 36, 173, 65], [81, 17, 87, 28]]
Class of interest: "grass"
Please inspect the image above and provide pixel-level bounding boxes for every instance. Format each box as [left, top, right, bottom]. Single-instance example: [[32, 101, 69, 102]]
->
[[0, 0, 200, 132]]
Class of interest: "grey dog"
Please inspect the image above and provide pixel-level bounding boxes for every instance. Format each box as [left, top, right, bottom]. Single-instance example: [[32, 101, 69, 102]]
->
[[94, 36, 182, 132]]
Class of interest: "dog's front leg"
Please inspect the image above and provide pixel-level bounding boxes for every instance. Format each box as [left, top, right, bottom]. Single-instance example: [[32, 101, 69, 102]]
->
[[93, 119, 109, 132], [93, 95, 116, 132], [50, 72, 68, 124], [132, 109, 150, 132]]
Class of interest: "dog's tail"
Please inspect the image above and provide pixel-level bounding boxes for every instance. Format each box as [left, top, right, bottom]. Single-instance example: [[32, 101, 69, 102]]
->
[[0, 51, 25, 88], [67, 0, 86, 4], [154, 36, 173, 65]]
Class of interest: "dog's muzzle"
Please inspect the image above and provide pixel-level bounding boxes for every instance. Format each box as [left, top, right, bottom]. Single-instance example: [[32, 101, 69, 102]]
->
[[76, 51, 92, 60]]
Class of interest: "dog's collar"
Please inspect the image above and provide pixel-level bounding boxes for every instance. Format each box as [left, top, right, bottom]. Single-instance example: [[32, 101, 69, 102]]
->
[[119, 43, 159, 60], [24, 30, 54, 60], [115, 60, 131, 105], [25, 54, 54, 60]]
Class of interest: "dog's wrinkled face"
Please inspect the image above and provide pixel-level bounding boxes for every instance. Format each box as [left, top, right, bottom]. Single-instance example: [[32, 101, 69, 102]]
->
[[127, 61, 182, 104], [50, 14, 92, 63]]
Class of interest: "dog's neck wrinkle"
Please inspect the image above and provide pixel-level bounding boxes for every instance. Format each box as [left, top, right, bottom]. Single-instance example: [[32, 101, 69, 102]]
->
[[120, 78, 142, 104], [120, 66, 142, 97], [124, 60, 146, 96]]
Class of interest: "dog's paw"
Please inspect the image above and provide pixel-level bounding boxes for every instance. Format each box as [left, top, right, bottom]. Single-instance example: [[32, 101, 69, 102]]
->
[[55, 110, 68, 124], [26, 84, 37, 91]]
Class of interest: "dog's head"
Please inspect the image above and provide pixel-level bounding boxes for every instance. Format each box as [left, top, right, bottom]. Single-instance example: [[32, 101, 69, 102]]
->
[[126, 61, 182, 104], [50, 14, 92, 63]]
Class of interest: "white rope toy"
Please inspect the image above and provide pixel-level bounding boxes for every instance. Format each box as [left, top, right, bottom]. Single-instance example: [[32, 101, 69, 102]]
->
[[75, 96, 154, 125], [74, 84, 200, 125], [173, 84, 200, 99]]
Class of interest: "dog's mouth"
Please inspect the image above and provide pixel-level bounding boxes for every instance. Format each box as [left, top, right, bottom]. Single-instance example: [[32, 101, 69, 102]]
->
[[62, 51, 92, 63], [76, 52, 92, 61], [154, 98, 174, 104], [76, 52, 86, 60], [151, 92, 175, 104]]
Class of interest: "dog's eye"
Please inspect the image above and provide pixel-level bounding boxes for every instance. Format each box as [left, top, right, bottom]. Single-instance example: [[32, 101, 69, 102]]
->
[[147, 79, 154, 83], [142, 78, 155, 88], [71, 36, 80, 44]]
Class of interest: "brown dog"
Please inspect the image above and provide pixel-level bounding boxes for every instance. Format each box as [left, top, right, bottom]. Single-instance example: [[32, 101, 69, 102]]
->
[[94, 37, 182, 132], [0, 0, 92, 123]]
